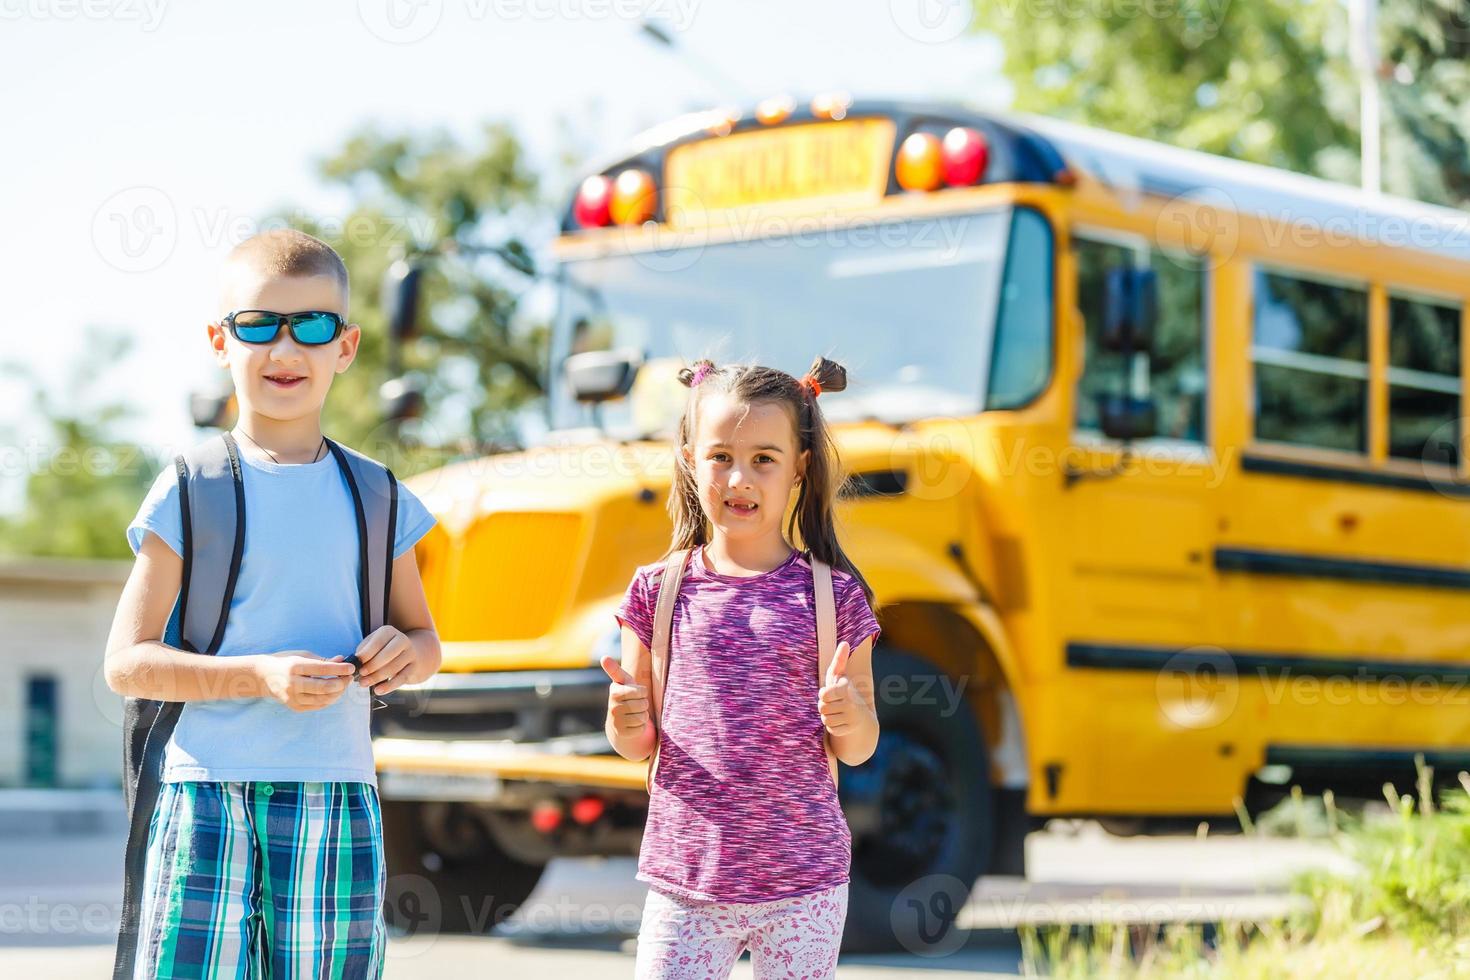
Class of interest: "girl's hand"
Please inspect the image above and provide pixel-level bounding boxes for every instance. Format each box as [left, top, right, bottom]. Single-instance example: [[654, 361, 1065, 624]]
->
[[819, 641, 866, 736], [602, 656, 650, 736]]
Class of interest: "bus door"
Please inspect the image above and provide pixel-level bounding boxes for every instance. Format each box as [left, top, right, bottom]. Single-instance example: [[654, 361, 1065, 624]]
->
[[1052, 228, 1226, 809]]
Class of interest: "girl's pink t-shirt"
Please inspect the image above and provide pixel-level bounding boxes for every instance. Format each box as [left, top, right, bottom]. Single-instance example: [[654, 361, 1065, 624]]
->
[[615, 544, 881, 904]]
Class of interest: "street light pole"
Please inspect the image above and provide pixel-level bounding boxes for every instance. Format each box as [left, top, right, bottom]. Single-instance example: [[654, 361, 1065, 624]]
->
[[1349, 0, 1381, 195], [637, 19, 748, 103]]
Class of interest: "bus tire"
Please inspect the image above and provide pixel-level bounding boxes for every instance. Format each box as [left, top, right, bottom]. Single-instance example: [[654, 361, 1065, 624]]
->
[[839, 647, 994, 954], [381, 799, 547, 935]]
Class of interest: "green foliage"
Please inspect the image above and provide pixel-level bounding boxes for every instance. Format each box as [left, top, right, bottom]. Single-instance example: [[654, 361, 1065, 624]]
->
[[281, 121, 548, 464], [1368, 1, 1470, 207], [976, 0, 1470, 209], [976, 0, 1351, 173], [1019, 763, 1470, 975], [1324, 766, 1470, 946], [0, 329, 154, 560]]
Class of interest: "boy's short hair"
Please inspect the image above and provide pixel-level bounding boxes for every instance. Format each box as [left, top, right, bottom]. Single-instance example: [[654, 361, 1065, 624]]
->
[[226, 229, 349, 303]]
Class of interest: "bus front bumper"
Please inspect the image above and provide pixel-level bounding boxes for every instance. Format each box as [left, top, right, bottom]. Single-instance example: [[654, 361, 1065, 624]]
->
[[371, 667, 648, 802]]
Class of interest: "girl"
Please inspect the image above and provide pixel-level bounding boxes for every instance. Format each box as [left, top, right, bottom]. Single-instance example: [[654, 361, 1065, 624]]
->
[[602, 356, 882, 979]]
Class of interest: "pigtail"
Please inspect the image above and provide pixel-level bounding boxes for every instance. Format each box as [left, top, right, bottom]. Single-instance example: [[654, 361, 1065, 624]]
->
[[789, 356, 874, 606], [677, 359, 716, 389], [800, 355, 848, 397]]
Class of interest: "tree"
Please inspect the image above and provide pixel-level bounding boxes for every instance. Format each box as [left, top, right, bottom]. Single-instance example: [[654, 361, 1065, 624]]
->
[[975, 0, 1470, 209], [1362, 0, 1470, 207], [281, 122, 548, 466], [0, 329, 154, 560]]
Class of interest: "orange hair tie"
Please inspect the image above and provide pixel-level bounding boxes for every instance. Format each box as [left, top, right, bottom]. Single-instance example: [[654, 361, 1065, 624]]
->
[[801, 375, 823, 397]]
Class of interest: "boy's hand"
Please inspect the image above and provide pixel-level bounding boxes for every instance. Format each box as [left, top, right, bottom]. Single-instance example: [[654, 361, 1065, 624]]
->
[[601, 656, 650, 736], [818, 641, 865, 736], [355, 625, 420, 695], [256, 653, 356, 712]]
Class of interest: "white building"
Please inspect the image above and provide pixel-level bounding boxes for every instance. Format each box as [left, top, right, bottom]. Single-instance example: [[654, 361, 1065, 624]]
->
[[0, 558, 130, 788]]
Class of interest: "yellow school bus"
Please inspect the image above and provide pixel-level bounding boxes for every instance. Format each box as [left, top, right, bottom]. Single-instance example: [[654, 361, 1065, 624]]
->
[[373, 96, 1470, 947]]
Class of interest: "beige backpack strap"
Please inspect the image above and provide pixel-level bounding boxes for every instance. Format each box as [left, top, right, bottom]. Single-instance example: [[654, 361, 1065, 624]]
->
[[811, 557, 840, 788], [646, 548, 690, 793]]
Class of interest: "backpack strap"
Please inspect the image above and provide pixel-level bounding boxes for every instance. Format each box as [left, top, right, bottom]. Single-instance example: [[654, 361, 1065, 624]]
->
[[178, 432, 246, 653], [811, 557, 840, 787], [325, 438, 399, 635], [645, 548, 690, 793], [644, 547, 840, 794], [114, 433, 244, 980]]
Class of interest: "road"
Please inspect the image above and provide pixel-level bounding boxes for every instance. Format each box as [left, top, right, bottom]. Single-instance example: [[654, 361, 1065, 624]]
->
[[0, 818, 1349, 978]]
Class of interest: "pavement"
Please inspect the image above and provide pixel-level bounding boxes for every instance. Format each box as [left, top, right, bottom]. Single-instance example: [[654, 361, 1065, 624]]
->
[[0, 791, 1353, 978]]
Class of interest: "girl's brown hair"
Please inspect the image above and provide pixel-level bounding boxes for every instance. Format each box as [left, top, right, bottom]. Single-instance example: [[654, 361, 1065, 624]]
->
[[666, 355, 874, 605]]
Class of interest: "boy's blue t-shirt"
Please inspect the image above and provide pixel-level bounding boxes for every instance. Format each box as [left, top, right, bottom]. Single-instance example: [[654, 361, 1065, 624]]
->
[[127, 446, 436, 785]]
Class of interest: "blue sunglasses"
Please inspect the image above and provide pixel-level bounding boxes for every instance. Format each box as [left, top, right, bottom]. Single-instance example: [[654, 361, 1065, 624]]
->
[[223, 310, 345, 346]]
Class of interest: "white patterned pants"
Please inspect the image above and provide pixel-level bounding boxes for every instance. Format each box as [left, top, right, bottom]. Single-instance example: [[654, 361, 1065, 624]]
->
[[633, 882, 848, 979]]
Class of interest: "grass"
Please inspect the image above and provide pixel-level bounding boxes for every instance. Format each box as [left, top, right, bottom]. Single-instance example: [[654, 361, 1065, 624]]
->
[[1018, 760, 1470, 978]]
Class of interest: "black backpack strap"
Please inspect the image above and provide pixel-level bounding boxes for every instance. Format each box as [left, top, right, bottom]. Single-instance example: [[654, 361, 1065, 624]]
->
[[113, 433, 244, 980], [325, 439, 399, 635]]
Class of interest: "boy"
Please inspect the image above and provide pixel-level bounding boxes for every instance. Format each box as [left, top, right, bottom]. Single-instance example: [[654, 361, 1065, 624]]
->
[[104, 229, 441, 978]]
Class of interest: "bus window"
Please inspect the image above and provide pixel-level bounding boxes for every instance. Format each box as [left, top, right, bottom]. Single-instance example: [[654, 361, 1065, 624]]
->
[[986, 208, 1055, 410], [1251, 269, 1368, 453], [1073, 237, 1206, 443], [1388, 294, 1461, 468]]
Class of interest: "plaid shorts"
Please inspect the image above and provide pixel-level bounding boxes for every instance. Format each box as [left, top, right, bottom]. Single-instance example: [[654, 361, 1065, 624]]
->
[[133, 781, 388, 979]]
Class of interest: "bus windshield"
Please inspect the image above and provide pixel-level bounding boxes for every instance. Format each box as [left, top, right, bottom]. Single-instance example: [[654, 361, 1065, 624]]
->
[[550, 208, 1046, 435]]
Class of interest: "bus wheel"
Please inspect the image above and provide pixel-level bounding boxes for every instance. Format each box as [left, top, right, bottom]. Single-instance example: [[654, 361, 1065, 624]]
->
[[381, 799, 547, 935], [839, 648, 993, 954]]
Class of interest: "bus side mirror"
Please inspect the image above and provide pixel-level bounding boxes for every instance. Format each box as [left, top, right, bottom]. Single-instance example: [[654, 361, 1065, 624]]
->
[[380, 375, 426, 422], [189, 381, 236, 430], [382, 260, 424, 342], [1101, 266, 1157, 353], [1100, 394, 1158, 440], [565, 349, 642, 403]]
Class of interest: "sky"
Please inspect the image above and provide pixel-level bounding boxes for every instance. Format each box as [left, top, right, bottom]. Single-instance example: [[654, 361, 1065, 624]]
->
[[0, 0, 1006, 508]]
